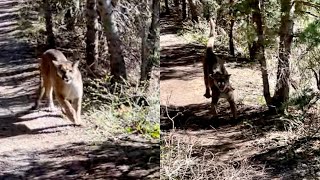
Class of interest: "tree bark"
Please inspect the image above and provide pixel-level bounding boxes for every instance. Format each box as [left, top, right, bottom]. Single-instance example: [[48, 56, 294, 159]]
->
[[165, 0, 170, 14], [174, 0, 180, 7], [273, 0, 293, 109], [182, 0, 187, 20], [43, 0, 55, 48], [97, 0, 127, 83], [65, 0, 79, 31], [86, 0, 99, 74], [140, 0, 160, 85], [248, 41, 257, 61], [187, 0, 199, 22], [228, 0, 235, 56], [252, 0, 272, 105]]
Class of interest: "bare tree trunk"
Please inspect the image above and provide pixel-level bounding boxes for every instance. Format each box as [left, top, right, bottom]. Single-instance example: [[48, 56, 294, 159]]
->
[[141, 26, 148, 84], [228, 0, 235, 56], [165, 0, 170, 14], [252, 0, 272, 105], [187, 0, 199, 22], [182, 0, 187, 20], [97, 0, 127, 83], [174, 0, 180, 7], [248, 41, 257, 61], [199, 0, 209, 20], [43, 0, 55, 48], [86, 0, 99, 74], [245, 15, 257, 61], [64, 0, 79, 31], [140, 0, 160, 85], [273, 0, 293, 109]]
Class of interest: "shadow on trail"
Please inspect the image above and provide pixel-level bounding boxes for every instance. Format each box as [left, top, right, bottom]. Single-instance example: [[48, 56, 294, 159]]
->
[[161, 43, 204, 68], [161, 103, 288, 138], [0, 139, 160, 179], [161, 102, 320, 178], [0, 111, 69, 138], [160, 43, 204, 81], [160, 14, 183, 35], [252, 136, 320, 179]]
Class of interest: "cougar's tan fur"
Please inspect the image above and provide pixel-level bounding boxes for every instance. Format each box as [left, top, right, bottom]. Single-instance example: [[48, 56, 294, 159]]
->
[[33, 49, 83, 124]]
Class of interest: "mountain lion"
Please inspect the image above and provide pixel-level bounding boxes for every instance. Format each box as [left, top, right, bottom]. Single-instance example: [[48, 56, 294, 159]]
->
[[203, 19, 237, 118], [32, 49, 83, 125]]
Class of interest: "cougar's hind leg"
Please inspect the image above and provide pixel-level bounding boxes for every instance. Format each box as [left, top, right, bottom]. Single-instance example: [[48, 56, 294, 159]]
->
[[203, 57, 211, 98], [32, 68, 45, 110], [32, 81, 45, 110]]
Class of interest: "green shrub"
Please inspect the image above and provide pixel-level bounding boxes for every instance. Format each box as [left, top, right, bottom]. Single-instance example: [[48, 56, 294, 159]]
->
[[83, 76, 160, 139]]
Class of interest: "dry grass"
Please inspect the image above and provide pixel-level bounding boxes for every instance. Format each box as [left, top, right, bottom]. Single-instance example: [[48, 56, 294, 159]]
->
[[160, 133, 267, 180]]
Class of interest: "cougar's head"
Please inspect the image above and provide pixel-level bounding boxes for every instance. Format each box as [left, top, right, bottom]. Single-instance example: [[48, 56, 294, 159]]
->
[[209, 73, 231, 92], [53, 60, 80, 84]]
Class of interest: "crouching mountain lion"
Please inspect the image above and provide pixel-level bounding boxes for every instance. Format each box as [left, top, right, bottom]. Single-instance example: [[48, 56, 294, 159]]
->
[[32, 49, 83, 125], [203, 19, 237, 119]]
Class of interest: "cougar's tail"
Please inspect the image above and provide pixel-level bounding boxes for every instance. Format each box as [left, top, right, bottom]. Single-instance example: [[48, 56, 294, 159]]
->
[[207, 18, 215, 50], [209, 18, 215, 37]]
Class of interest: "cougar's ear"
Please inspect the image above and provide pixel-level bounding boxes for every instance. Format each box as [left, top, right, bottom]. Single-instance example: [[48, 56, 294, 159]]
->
[[72, 60, 80, 69], [52, 60, 62, 69], [209, 73, 218, 80], [226, 74, 231, 79]]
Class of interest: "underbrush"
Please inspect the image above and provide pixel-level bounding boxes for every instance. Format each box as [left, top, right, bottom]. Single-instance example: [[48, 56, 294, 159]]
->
[[83, 76, 160, 140], [160, 134, 267, 180]]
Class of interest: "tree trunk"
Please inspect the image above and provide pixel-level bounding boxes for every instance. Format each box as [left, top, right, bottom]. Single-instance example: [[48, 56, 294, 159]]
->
[[252, 0, 272, 105], [64, 0, 79, 31], [97, 0, 127, 83], [165, 0, 170, 14], [174, 0, 180, 7], [228, 0, 235, 56], [182, 0, 187, 20], [248, 41, 257, 61], [187, 0, 199, 22], [86, 0, 99, 75], [43, 0, 55, 48], [273, 0, 293, 109], [140, 0, 160, 85], [200, 0, 210, 20]]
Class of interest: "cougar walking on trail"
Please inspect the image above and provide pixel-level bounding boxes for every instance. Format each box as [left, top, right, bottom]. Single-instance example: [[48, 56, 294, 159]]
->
[[202, 18, 237, 118], [32, 49, 84, 125]]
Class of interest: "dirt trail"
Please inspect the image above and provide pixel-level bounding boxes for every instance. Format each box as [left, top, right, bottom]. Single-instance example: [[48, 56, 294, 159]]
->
[[0, 1, 159, 179]]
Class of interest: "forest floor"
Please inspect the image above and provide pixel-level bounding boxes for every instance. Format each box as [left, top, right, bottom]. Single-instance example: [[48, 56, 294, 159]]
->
[[0, 0, 159, 179], [160, 13, 320, 179]]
